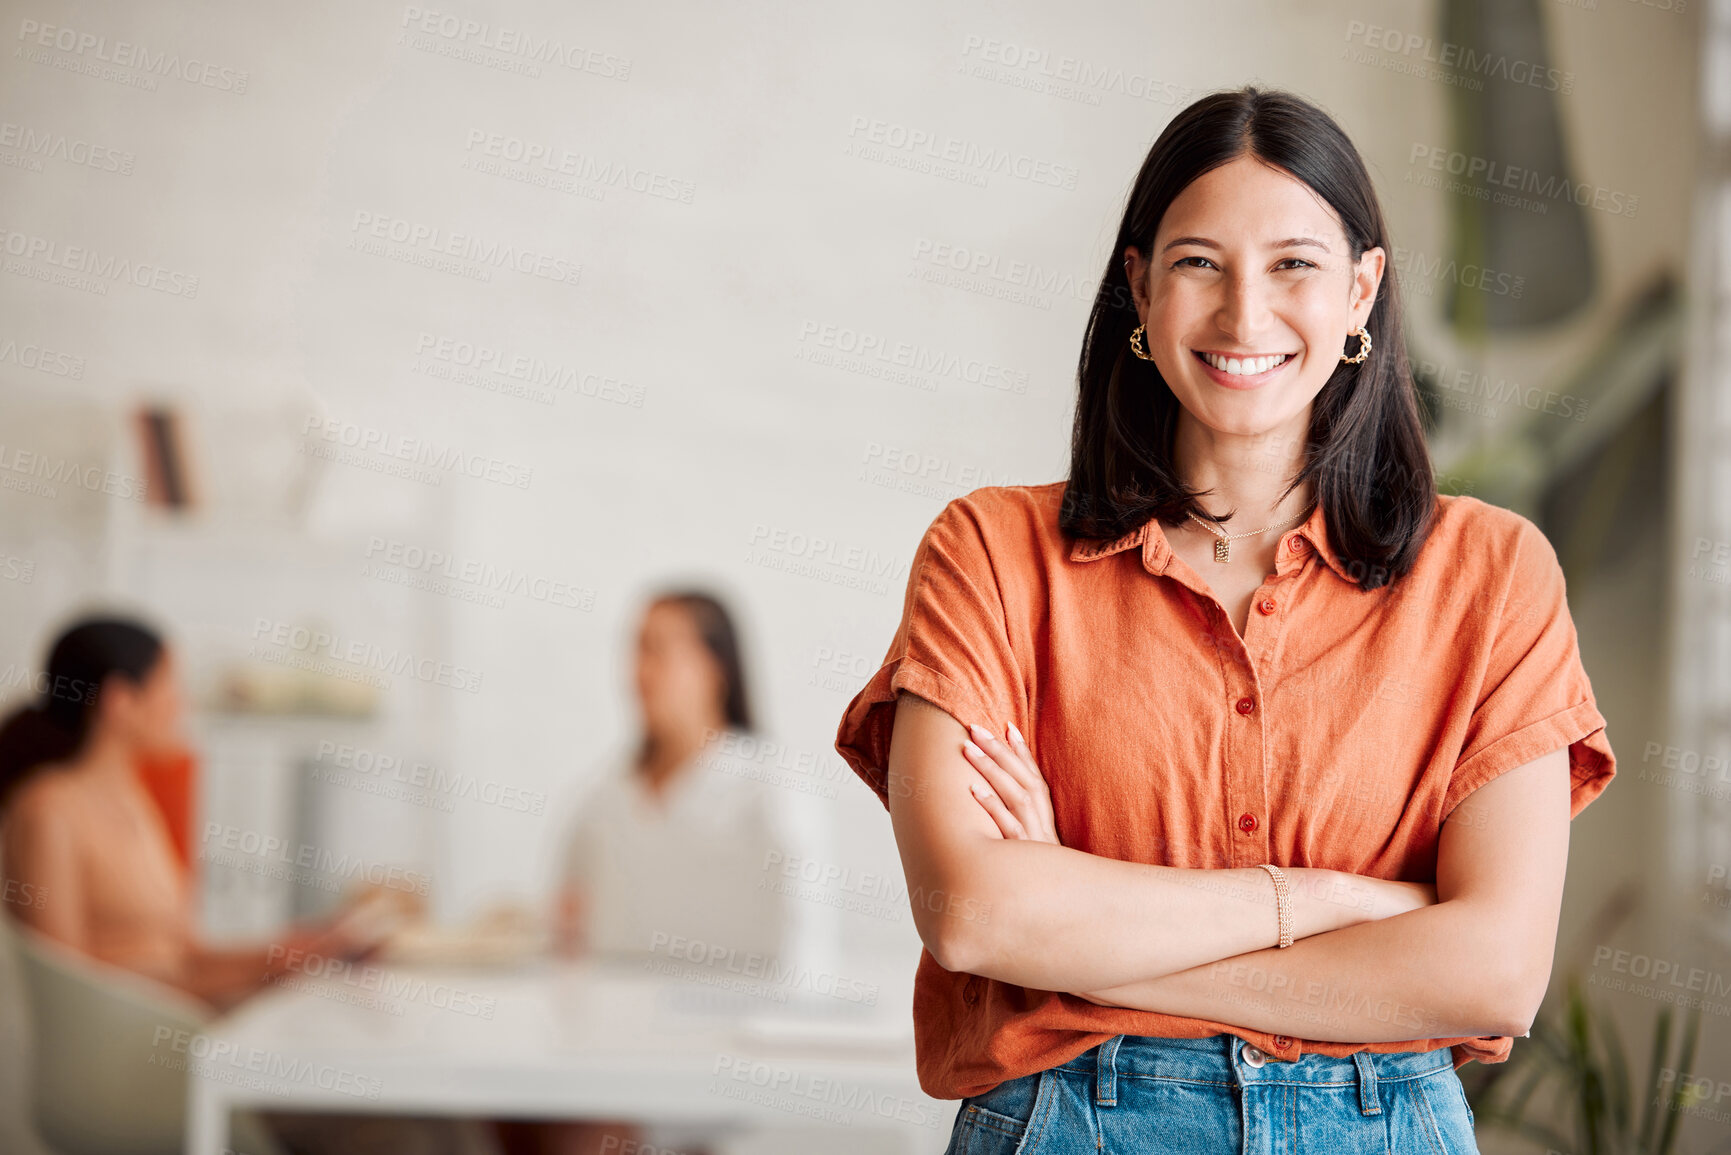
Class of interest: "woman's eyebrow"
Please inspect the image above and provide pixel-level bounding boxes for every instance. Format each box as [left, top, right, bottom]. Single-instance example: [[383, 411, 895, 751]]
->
[[1160, 235, 1333, 253]]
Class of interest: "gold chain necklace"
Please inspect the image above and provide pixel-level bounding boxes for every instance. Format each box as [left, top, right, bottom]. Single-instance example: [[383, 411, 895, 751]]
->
[[1185, 504, 1312, 563]]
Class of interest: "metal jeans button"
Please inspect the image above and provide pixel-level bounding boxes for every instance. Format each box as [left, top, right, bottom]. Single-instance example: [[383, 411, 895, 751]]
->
[[1240, 1042, 1266, 1068]]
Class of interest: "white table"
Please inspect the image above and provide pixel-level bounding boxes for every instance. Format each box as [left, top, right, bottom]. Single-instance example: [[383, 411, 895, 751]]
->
[[183, 956, 952, 1155]]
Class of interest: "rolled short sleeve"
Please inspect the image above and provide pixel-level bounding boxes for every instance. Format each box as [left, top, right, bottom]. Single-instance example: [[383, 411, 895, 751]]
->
[[1443, 518, 1616, 822], [834, 497, 1027, 811]]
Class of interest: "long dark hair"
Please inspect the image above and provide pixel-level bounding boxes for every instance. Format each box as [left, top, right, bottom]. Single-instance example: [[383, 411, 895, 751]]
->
[[1064, 86, 1436, 591], [635, 589, 754, 772], [0, 616, 165, 808]]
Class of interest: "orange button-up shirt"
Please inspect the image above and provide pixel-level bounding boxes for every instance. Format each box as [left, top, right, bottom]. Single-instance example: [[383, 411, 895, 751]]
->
[[834, 481, 1615, 1100]]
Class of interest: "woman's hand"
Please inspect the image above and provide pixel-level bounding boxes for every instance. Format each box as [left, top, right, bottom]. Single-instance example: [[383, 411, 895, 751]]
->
[[308, 885, 420, 962], [552, 883, 588, 960], [962, 721, 1060, 845]]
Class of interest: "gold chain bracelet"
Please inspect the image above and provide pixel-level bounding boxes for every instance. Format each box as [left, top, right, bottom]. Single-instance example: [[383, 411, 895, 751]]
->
[[1258, 863, 1293, 948]]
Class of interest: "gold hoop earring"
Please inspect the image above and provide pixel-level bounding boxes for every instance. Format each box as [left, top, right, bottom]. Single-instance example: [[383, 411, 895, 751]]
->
[[1129, 325, 1155, 361], [1340, 325, 1372, 364]]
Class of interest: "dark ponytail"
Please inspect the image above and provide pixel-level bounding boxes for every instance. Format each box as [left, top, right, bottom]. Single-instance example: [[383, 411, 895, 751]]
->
[[0, 616, 164, 808]]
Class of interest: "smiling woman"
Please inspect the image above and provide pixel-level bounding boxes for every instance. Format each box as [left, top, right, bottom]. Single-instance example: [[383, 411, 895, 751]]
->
[[834, 87, 1615, 1155]]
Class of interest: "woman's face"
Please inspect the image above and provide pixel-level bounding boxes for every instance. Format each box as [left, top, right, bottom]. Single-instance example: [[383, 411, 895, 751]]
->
[[105, 647, 186, 754], [1126, 153, 1384, 442], [633, 602, 723, 731]]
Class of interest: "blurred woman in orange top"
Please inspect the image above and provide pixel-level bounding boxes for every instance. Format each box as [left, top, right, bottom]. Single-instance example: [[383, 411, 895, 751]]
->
[[0, 615, 383, 1012]]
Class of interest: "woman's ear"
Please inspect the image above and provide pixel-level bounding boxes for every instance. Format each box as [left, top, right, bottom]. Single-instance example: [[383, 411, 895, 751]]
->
[[1123, 244, 1150, 321], [1351, 245, 1386, 322], [92, 671, 140, 736]]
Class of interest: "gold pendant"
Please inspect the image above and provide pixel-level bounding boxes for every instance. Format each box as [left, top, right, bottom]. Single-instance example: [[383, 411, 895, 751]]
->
[[1214, 538, 1231, 563]]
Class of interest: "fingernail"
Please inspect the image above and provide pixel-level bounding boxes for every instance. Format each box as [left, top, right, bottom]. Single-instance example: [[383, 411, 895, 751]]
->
[[1008, 722, 1024, 745], [968, 782, 985, 798], [963, 739, 984, 757], [967, 722, 988, 738]]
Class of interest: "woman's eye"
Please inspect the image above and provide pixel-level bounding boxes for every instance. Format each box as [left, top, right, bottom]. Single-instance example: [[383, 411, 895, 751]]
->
[[1275, 258, 1316, 271], [1172, 256, 1215, 270]]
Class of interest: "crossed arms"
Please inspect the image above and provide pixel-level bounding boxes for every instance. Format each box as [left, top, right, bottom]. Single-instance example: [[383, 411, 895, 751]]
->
[[883, 690, 1572, 1042]]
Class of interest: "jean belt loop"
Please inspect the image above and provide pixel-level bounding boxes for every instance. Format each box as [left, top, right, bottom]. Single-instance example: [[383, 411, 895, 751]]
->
[[1351, 1051, 1382, 1116], [1094, 1034, 1125, 1107]]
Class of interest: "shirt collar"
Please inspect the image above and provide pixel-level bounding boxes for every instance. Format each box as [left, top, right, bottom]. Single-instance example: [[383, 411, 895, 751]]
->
[[1067, 499, 1353, 582]]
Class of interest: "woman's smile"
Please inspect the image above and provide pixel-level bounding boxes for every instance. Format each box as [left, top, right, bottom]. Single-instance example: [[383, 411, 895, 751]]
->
[[1191, 347, 1298, 389]]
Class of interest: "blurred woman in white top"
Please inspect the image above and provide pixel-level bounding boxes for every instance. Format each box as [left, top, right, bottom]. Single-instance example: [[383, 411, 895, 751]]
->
[[496, 590, 797, 1155], [554, 589, 790, 964]]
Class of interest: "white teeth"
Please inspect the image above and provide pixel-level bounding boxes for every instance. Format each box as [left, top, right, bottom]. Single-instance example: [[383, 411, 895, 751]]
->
[[1204, 352, 1288, 376]]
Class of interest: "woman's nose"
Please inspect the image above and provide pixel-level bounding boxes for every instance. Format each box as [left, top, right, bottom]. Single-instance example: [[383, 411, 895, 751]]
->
[[1215, 272, 1273, 339]]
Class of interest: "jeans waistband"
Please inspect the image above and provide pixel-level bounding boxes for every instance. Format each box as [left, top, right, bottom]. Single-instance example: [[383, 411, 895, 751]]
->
[[1055, 1034, 1453, 1117]]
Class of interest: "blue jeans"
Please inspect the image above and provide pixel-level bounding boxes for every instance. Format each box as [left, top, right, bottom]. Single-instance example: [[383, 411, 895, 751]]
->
[[941, 1033, 1480, 1154]]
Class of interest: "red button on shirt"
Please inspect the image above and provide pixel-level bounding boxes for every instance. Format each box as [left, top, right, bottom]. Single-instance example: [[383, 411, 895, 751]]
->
[[1235, 696, 1256, 714], [1237, 812, 1258, 833], [1289, 536, 1309, 553], [1274, 1035, 1293, 1048], [1258, 598, 1277, 615]]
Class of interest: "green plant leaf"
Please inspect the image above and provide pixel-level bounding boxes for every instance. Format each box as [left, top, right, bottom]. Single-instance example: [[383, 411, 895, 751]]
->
[[1636, 1004, 1672, 1153], [1598, 992, 1633, 1134], [1657, 1003, 1702, 1155]]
